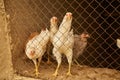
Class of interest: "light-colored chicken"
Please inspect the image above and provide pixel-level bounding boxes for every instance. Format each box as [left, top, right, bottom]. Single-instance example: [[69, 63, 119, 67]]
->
[[117, 38, 120, 48], [50, 16, 58, 43], [73, 32, 90, 66], [46, 17, 58, 64], [25, 28, 50, 76], [52, 12, 74, 76]]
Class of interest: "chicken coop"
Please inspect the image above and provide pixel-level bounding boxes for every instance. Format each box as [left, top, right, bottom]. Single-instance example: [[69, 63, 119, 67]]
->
[[2, 0, 120, 79]]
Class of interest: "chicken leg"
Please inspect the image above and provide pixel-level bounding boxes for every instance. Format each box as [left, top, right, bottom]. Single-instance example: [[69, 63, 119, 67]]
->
[[46, 42, 52, 64], [52, 48, 61, 77], [53, 62, 61, 76], [32, 59, 39, 77], [37, 57, 42, 69], [47, 52, 51, 64], [66, 49, 73, 76], [67, 62, 72, 76]]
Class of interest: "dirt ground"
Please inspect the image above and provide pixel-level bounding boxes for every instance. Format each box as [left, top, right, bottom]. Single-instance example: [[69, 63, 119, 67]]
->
[[14, 61, 120, 80]]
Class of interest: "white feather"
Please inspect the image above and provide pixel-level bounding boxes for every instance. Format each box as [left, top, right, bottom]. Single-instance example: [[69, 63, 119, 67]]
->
[[25, 28, 50, 59]]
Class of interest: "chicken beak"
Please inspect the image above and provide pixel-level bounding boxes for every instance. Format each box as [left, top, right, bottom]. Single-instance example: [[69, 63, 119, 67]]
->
[[54, 17, 58, 23], [30, 51, 35, 57], [87, 34, 90, 38]]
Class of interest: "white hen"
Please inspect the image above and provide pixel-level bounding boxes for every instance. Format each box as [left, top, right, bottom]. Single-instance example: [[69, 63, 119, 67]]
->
[[52, 12, 74, 76], [25, 28, 50, 76], [47, 16, 58, 64], [50, 16, 58, 43], [117, 38, 120, 48]]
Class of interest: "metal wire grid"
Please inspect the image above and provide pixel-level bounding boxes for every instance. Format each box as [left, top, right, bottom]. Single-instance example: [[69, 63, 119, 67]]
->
[[4, 0, 120, 72]]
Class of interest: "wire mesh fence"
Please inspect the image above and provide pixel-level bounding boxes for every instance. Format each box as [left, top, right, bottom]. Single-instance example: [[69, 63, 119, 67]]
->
[[4, 0, 120, 77]]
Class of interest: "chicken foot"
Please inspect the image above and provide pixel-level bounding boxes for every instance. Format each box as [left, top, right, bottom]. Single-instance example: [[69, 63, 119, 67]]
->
[[53, 63, 61, 77], [66, 62, 72, 76], [74, 59, 82, 67], [53, 50, 61, 77], [66, 50, 72, 76]]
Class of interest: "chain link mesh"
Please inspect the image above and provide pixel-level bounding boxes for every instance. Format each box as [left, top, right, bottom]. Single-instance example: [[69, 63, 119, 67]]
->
[[4, 0, 120, 76]]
